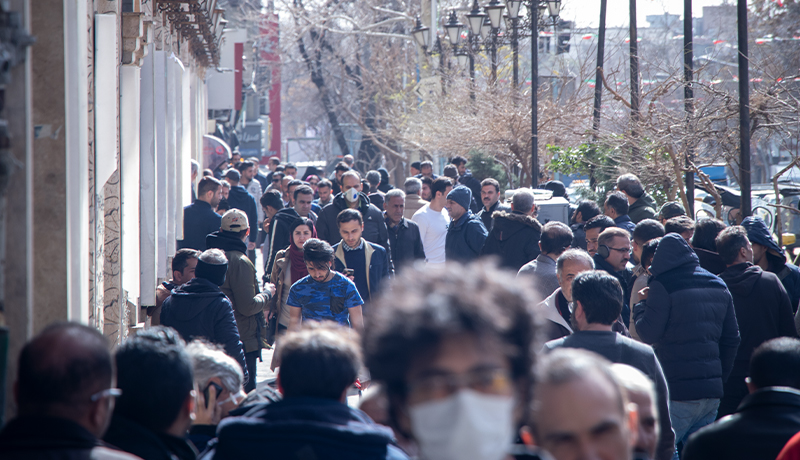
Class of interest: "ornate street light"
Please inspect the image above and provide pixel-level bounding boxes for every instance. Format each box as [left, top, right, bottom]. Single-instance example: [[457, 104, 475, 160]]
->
[[456, 47, 469, 67], [480, 15, 492, 41], [547, 0, 562, 18], [484, 0, 506, 30], [444, 10, 463, 46], [506, 0, 523, 19], [466, 0, 486, 36], [412, 16, 430, 49]]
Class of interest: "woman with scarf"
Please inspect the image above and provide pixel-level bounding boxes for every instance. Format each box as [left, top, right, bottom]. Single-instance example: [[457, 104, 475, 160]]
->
[[267, 217, 316, 369]]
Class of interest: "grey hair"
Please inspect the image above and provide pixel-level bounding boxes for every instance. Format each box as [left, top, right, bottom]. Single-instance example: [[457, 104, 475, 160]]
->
[[556, 249, 594, 277], [199, 248, 228, 265], [342, 170, 361, 181], [191, 159, 200, 175], [610, 363, 657, 418], [385, 189, 405, 201], [512, 189, 535, 213], [366, 170, 381, 186], [404, 177, 422, 195], [186, 341, 244, 393]]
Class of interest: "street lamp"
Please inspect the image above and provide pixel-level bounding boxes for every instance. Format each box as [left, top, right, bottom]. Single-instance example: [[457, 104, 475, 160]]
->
[[506, 0, 523, 19], [547, 0, 561, 17], [444, 10, 463, 46], [484, 0, 506, 29], [466, 0, 487, 36], [480, 16, 492, 41], [412, 16, 430, 49]]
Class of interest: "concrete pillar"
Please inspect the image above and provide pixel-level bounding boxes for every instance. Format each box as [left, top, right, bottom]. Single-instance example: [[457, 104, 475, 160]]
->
[[120, 65, 141, 321], [140, 42, 157, 311], [155, 49, 168, 281]]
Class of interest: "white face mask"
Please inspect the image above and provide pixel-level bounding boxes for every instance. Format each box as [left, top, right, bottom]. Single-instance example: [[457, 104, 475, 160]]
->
[[343, 187, 359, 203], [409, 389, 515, 460]]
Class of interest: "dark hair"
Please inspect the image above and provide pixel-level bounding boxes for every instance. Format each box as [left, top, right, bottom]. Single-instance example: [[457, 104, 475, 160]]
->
[[431, 177, 453, 199], [541, 222, 574, 254], [750, 338, 800, 389], [442, 164, 458, 179], [366, 170, 381, 186], [604, 191, 629, 216], [641, 237, 661, 269], [692, 218, 727, 251], [421, 176, 433, 186], [278, 322, 362, 400], [334, 162, 351, 173], [572, 271, 624, 325], [575, 200, 601, 222], [481, 178, 500, 192], [16, 323, 112, 412], [114, 326, 194, 433], [224, 169, 240, 183], [287, 179, 303, 191], [411, 161, 421, 170], [303, 238, 335, 268], [217, 201, 230, 213], [260, 189, 284, 210], [361, 180, 371, 194], [584, 214, 616, 232], [632, 219, 665, 245], [450, 155, 468, 167], [616, 173, 644, 199], [364, 261, 537, 429], [293, 184, 314, 200], [203, 169, 213, 177], [284, 163, 297, 171], [716, 225, 750, 265], [665, 216, 695, 236], [275, 165, 285, 172], [235, 160, 255, 173], [198, 177, 222, 197], [318, 179, 333, 190], [420, 160, 433, 169], [288, 217, 315, 247], [268, 157, 281, 165], [337, 208, 363, 227], [172, 248, 201, 274]]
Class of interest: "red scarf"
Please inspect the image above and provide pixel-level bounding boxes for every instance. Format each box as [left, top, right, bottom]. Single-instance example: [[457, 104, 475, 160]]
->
[[288, 225, 316, 284]]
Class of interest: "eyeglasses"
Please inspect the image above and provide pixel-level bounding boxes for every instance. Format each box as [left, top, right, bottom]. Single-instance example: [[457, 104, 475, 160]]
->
[[406, 367, 512, 402], [608, 246, 632, 254], [272, 178, 281, 182], [309, 181, 319, 186], [90, 388, 122, 402]]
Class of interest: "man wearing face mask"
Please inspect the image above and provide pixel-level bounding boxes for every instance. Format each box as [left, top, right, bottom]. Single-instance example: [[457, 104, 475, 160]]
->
[[316, 170, 390, 254], [364, 261, 541, 460]]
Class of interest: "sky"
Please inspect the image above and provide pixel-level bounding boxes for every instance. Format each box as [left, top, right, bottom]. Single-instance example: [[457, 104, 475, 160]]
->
[[560, 0, 730, 28]]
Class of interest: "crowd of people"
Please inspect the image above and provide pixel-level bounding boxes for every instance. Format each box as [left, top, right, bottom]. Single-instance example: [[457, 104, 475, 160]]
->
[[5, 155, 800, 460]]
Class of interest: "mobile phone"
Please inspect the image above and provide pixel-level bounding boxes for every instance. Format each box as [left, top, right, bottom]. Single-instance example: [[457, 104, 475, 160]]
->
[[203, 382, 223, 408], [343, 268, 355, 277]]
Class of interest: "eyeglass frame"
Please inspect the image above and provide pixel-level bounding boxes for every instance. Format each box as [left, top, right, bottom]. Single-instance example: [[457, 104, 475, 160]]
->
[[90, 388, 122, 402]]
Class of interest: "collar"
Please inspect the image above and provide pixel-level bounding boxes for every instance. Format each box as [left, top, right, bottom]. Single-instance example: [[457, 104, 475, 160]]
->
[[193, 199, 213, 209], [632, 264, 647, 277], [343, 238, 365, 252], [386, 216, 407, 229], [614, 214, 632, 224], [536, 253, 557, 265], [484, 200, 499, 212]]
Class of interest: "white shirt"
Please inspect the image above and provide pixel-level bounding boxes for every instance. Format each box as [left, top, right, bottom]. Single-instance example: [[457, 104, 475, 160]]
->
[[412, 204, 450, 265]]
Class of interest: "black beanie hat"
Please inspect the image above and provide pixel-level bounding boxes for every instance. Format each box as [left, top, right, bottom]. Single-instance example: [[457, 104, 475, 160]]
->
[[195, 259, 228, 286]]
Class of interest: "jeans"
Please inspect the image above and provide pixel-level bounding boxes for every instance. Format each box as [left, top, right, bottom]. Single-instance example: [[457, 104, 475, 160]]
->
[[670, 398, 719, 459], [244, 350, 261, 393]]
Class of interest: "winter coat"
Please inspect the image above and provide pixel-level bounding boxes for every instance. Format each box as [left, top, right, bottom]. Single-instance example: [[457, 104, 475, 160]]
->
[[206, 231, 269, 353], [768, 251, 800, 313], [633, 234, 741, 401], [104, 414, 197, 460], [614, 214, 636, 235], [518, 254, 560, 299], [225, 185, 259, 242], [482, 210, 542, 270], [403, 194, 427, 220], [160, 277, 249, 381], [694, 247, 726, 275], [178, 199, 222, 251], [683, 388, 800, 460], [717, 262, 797, 416], [536, 288, 573, 342], [445, 211, 488, 262], [333, 240, 391, 303], [458, 170, 483, 213], [594, 253, 634, 328], [628, 193, 658, 224], [571, 222, 587, 250], [0, 416, 141, 460], [200, 398, 409, 460], [266, 248, 292, 328], [316, 192, 390, 254], [386, 217, 425, 270], [477, 200, 512, 233], [264, 207, 300, 280]]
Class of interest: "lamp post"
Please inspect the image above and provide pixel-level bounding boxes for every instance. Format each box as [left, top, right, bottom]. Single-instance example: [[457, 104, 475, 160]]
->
[[529, 0, 560, 187]]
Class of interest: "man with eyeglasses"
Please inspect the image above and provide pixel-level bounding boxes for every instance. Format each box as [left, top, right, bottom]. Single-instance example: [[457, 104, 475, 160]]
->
[[593, 227, 634, 329], [0, 323, 136, 460]]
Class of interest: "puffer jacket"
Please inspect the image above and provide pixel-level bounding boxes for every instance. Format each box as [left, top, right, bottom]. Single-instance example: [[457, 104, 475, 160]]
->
[[482, 210, 542, 270], [316, 192, 390, 253], [160, 277, 249, 381], [633, 233, 741, 401], [445, 211, 488, 262], [207, 231, 269, 353]]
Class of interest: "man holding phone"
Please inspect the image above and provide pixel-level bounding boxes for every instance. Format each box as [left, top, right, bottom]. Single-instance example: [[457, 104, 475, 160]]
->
[[332, 209, 392, 307]]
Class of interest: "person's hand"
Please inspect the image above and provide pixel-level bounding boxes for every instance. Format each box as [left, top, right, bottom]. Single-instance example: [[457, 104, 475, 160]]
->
[[247, 242, 256, 250], [262, 220, 270, 232], [347, 275, 355, 282], [194, 388, 221, 426], [638, 287, 649, 301], [264, 283, 276, 297], [267, 309, 275, 320]]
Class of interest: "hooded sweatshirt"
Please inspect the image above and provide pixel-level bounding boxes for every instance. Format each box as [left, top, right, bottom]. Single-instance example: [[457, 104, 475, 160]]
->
[[628, 193, 658, 223], [482, 210, 541, 271], [160, 277, 249, 380], [633, 234, 740, 401]]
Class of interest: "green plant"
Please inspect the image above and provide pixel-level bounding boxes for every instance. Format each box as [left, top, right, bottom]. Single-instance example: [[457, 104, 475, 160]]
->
[[467, 150, 508, 190]]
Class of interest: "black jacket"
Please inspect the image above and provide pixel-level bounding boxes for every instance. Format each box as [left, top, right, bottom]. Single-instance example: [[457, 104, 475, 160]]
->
[[317, 192, 390, 254], [0, 416, 138, 460], [482, 211, 542, 270], [200, 397, 409, 460], [717, 263, 798, 416], [571, 222, 587, 250], [178, 200, 222, 251], [104, 414, 197, 460], [633, 234, 741, 401], [445, 211, 488, 262], [477, 200, 511, 233], [458, 170, 483, 213], [386, 217, 425, 269], [593, 253, 634, 328], [160, 277, 249, 382], [683, 388, 800, 460], [225, 185, 258, 242], [694, 247, 726, 275], [264, 207, 300, 280]]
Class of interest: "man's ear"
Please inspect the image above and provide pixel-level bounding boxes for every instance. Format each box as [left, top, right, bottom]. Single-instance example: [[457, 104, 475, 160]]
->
[[575, 301, 585, 321], [539, 241, 543, 252], [626, 402, 639, 448]]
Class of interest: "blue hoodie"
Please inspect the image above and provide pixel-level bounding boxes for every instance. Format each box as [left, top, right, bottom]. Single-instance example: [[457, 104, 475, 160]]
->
[[633, 234, 741, 401]]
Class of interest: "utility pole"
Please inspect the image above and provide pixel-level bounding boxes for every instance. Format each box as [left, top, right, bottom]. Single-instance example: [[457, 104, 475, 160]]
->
[[591, 0, 607, 137], [684, 0, 695, 217], [629, 0, 640, 157], [737, 0, 751, 218]]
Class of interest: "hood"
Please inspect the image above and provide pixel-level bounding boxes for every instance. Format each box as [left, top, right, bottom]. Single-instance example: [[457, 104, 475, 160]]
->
[[228, 185, 250, 199], [720, 262, 762, 297], [450, 210, 478, 230], [649, 233, 700, 276], [491, 210, 542, 241], [167, 278, 226, 320], [273, 207, 300, 225], [331, 191, 371, 214], [742, 216, 783, 256], [206, 230, 248, 254], [631, 193, 657, 210]]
